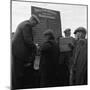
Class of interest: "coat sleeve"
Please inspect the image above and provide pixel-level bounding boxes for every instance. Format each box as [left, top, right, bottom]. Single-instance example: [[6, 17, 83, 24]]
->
[[22, 24, 33, 45], [22, 24, 37, 55]]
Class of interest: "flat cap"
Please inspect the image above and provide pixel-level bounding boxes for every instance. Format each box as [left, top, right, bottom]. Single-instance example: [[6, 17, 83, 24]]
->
[[64, 28, 71, 33], [74, 27, 86, 34]]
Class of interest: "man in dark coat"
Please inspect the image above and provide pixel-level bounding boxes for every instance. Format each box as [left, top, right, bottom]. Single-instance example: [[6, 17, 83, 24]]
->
[[39, 30, 60, 87], [12, 15, 40, 89], [71, 27, 87, 85]]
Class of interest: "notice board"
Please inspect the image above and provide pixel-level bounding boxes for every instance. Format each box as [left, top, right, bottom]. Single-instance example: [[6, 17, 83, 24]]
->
[[31, 6, 62, 45]]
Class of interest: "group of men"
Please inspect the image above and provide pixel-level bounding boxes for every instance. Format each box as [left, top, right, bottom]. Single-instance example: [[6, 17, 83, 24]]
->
[[59, 28, 87, 86], [12, 15, 87, 90]]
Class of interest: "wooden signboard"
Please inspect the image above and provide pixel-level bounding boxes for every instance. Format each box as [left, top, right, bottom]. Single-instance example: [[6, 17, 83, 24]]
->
[[31, 6, 62, 45]]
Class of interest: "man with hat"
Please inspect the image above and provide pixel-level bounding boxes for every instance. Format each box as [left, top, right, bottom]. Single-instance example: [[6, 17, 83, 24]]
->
[[12, 14, 40, 89], [71, 27, 87, 85], [74, 27, 87, 40]]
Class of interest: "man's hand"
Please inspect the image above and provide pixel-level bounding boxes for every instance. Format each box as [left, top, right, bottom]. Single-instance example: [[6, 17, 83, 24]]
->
[[24, 63, 31, 67]]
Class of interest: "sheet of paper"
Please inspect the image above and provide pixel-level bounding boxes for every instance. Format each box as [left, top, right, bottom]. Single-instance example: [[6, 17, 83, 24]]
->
[[59, 37, 74, 52]]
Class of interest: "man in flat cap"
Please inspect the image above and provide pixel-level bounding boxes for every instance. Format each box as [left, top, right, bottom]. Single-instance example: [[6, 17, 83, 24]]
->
[[12, 15, 40, 89], [71, 27, 87, 85], [74, 27, 86, 40]]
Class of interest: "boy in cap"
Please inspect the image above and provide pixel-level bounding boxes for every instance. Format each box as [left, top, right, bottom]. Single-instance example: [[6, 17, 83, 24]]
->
[[59, 28, 75, 85], [64, 28, 71, 38]]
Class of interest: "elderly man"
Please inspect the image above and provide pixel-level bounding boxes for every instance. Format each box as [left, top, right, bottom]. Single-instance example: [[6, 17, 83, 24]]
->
[[12, 15, 40, 89], [71, 27, 87, 85]]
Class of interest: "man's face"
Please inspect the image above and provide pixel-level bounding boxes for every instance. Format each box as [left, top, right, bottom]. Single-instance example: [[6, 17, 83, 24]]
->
[[80, 32, 86, 39], [75, 32, 81, 40], [31, 18, 38, 26], [65, 31, 71, 37], [32, 19, 37, 26]]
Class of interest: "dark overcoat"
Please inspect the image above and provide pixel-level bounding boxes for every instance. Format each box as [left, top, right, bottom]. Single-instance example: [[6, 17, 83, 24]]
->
[[12, 20, 36, 59], [12, 20, 36, 89], [39, 40, 60, 87], [72, 39, 87, 85]]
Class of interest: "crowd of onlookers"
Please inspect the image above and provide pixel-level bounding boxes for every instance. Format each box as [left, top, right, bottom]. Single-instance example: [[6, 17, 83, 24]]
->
[[11, 15, 87, 90]]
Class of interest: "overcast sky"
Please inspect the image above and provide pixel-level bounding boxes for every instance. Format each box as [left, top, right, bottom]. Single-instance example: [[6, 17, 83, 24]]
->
[[12, 1, 87, 37]]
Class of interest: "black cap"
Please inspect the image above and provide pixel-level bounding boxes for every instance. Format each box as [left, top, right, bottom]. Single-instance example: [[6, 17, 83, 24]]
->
[[74, 27, 86, 34]]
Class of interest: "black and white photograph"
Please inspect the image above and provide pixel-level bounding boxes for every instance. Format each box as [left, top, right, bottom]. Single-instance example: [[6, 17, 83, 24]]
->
[[11, 0, 88, 89]]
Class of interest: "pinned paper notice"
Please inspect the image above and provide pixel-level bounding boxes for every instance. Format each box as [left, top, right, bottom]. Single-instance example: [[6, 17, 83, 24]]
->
[[59, 37, 74, 52]]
